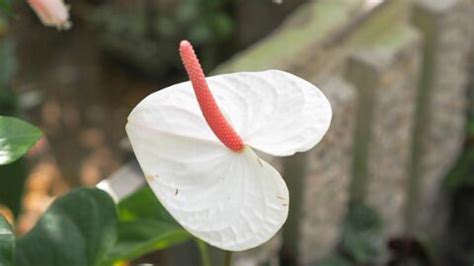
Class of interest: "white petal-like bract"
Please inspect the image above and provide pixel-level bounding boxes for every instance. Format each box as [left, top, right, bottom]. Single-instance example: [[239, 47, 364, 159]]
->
[[126, 122, 289, 251], [128, 70, 331, 157], [126, 70, 331, 250], [212, 70, 332, 156]]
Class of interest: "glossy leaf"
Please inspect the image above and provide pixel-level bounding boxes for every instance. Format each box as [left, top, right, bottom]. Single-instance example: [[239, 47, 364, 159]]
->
[[0, 116, 42, 165], [0, 215, 14, 266], [106, 220, 190, 262], [15, 188, 118, 266], [117, 186, 176, 223], [105, 187, 191, 263]]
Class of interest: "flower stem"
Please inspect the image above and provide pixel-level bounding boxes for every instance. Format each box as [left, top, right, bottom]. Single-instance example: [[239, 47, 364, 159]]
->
[[196, 239, 212, 266], [224, 250, 233, 266]]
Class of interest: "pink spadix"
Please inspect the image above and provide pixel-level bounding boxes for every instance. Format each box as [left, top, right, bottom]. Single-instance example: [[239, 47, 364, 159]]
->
[[179, 40, 244, 152]]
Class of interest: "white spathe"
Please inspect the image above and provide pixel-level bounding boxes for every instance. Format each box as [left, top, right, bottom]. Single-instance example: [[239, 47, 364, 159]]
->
[[126, 70, 332, 251]]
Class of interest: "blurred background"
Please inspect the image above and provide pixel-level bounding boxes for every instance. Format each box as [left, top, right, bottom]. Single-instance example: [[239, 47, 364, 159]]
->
[[0, 0, 473, 265]]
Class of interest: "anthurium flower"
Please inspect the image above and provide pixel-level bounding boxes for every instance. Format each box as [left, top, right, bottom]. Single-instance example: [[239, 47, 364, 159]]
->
[[126, 41, 332, 251], [28, 0, 71, 30]]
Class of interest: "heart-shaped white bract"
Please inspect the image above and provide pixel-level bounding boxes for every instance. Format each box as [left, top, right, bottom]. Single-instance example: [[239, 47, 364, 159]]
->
[[126, 70, 332, 251]]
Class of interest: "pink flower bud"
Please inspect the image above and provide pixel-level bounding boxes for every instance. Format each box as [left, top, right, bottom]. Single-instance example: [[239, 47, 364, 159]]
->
[[28, 0, 72, 30]]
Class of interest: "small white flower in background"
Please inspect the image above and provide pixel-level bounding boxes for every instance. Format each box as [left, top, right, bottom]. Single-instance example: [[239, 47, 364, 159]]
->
[[126, 41, 332, 251], [27, 0, 71, 30], [273, 0, 283, 4]]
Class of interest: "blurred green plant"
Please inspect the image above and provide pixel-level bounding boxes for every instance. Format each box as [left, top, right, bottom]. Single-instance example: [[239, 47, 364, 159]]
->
[[0, 159, 27, 218], [441, 67, 474, 264], [318, 256, 352, 266], [0, 116, 37, 218], [444, 147, 474, 190], [0, 0, 13, 15], [175, 0, 234, 45], [309, 201, 383, 266], [1, 184, 196, 266], [0, 186, 193, 266], [93, 0, 235, 77], [14, 188, 117, 266], [444, 117, 474, 190], [0, 30, 192, 260], [0, 116, 42, 165], [0, 214, 14, 266], [0, 26, 32, 218], [104, 187, 192, 264], [340, 201, 383, 264], [0, 37, 17, 116]]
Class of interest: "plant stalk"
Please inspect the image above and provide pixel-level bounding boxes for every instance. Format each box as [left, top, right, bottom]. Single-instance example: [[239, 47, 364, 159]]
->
[[224, 250, 232, 266], [196, 239, 212, 266]]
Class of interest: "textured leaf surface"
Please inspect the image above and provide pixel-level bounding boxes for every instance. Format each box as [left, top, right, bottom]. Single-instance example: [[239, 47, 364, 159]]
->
[[0, 215, 14, 266], [106, 220, 190, 262], [15, 188, 117, 266], [0, 116, 42, 165], [104, 187, 191, 263]]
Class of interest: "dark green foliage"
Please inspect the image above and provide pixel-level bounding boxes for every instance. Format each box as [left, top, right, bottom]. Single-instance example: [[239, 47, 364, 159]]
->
[[104, 187, 191, 263], [444, 117, 474, 190], [0, 87, 16, 116], [442, 112, 474, 264], [0, 1, 13, 15], [106, 219, 190, 263], [0, 35, 29, 218], [0, 116, 42, 165], [94, 0, 235, 77], [0, 159, 27, 217], [444, 148, 474, 190], [0, 38, 16, 89], [340, 201, 383, 264], [317, 255, 352, 266], [15, 188, 118, 266], [0, 38, 18, 116], [2, 187, 190, 266], [175, 0, 234, 45], [0, 215, 14, 266]]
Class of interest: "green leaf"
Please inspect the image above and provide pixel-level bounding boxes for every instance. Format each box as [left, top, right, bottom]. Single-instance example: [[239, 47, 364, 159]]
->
[[210, 13, 233, 41], [117, 186, 175, 223], [0, 0, 13, 16], [0, 87, 17, 117], [106, 220, 190, 262], [0, 116, 42, 165], [444, 148, 474, 190], [340, 201, 382, 263], [105, 187, 191, 263], [0, 215, 14, 266], [15, 188, 118, 266], [0, 38, 17, 87], [0, 159, 27, 217]]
